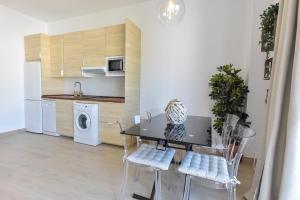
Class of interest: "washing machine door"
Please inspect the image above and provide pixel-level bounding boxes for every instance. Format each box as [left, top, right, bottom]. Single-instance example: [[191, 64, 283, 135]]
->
[[76, 112, 91, 132]]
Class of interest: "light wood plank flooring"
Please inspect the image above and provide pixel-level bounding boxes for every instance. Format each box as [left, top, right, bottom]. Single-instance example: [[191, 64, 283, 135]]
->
[[0, 131, 254, 200]]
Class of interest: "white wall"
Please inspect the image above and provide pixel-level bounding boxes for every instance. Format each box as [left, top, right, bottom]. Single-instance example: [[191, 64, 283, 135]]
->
[[245, 0, 278, 157], [63, 77, 125, 97], [0, 5, 46, 133], [0, 0, 263, 158], [48, 0, 252, 117]]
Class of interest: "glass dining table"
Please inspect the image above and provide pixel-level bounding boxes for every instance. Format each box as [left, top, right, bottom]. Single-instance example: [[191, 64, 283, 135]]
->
[[121, 114, 211, 150], [120, 114, 212, 200]]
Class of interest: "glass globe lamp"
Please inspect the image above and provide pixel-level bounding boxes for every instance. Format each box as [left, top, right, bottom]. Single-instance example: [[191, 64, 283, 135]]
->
[[157, 0, 186, 25]]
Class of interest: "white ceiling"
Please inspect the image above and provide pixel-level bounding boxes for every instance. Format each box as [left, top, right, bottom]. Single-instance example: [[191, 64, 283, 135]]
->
[[0, 0, 150, 22]]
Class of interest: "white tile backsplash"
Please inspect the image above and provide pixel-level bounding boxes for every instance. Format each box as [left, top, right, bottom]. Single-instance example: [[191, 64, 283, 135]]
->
[[64, 75, 125, 97]]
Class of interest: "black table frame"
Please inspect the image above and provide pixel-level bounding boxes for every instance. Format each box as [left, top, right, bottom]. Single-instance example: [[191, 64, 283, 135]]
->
[[120, 115, 211, 200]]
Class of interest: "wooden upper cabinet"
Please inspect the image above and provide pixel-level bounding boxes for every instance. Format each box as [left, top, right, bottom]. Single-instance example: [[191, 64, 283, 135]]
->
[[25, 24, 126, 76], [105, 24, 125, 57], [83, 28, 106, 67], [50, 35, 63, 77], [63, 32, 83, 77], [24, 34, 44, 61]]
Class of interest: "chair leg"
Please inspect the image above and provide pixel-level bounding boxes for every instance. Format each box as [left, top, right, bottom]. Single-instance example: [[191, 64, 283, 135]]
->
[[227, 184, 236, 200], [117, 160, 129, 200], [182, 175, 191, 200], [154, 170, 162, 200], [233, 187, 236, 200], [133, 165, 140, 182], [166, 167, 171, 191]]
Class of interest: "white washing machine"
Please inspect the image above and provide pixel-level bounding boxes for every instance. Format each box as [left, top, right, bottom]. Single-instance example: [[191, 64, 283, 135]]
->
[[74, 102, 100, 146]]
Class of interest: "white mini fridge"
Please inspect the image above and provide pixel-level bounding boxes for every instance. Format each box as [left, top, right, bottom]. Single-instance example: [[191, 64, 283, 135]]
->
[[24, 61, 42, 133]]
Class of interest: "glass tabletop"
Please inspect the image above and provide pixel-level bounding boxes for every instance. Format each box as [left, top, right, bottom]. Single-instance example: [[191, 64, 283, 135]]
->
[[121, 114, 212, 147]]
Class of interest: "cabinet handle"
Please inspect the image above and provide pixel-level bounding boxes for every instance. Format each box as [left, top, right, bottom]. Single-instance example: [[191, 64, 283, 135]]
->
[[102, 121, 123, 131], [103, 121, 117, 125]]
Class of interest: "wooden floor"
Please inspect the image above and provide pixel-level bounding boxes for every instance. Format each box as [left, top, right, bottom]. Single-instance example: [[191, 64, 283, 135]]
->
[[0, 131, 254, 200]]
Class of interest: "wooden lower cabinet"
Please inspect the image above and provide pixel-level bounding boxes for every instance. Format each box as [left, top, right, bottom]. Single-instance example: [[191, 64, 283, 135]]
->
[[53, 99, 129, 146], [98, 102, 125, 146], [56, 100, 74, 137], [99, 102, 124, 123], [100, 122, 123, 146]]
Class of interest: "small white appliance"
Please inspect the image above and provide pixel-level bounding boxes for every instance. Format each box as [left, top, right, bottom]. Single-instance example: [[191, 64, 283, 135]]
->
[[74, 102, 100, 146], [24, 61, 42, 133], [42, 100, 59, 136]]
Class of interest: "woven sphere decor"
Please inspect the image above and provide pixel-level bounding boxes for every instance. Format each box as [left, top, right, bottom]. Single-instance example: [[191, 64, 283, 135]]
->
[[164, 124, 186, 141], [165, 99, 187, 125]]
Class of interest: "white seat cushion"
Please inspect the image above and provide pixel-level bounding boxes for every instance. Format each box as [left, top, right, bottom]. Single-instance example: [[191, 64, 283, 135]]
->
[[178, 151, 230, 184], [126, 144, 175, 170], [213, 143, 225, 150]]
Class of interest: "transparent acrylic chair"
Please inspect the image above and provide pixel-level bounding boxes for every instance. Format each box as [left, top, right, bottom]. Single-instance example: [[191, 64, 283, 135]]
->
[[116, 115, 176, 200], [194, 114, 240, 156], [178, 124, 255, 200]]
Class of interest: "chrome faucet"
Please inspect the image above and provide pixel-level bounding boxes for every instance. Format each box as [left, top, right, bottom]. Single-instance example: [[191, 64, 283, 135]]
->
[[73, 82, 82, 97]]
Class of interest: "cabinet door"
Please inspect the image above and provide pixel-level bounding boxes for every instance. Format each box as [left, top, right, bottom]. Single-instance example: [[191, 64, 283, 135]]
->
[[105, 24, 125, 57], [24, 34, 42, 61], [101, 122, 123, 146], [50, 35, 63, 77], [63, 32, 83, 77], [99, 102, 124, 123], [99, 102, 125, 146], [56, 100, 74, 137], [83, 28, 106, 67]]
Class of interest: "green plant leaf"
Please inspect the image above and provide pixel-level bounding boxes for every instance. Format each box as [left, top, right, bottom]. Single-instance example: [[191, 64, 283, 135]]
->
[[209, 64, 250, 135]]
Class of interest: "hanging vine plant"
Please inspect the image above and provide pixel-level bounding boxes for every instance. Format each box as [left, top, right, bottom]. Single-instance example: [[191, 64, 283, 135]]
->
[[259, 3, 279, 57]]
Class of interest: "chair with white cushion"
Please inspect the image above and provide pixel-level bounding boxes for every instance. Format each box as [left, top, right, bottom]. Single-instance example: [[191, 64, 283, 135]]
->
[[117, 144, 175, 200], [178, 124, 255, 200], [210, 114, 240, 151]]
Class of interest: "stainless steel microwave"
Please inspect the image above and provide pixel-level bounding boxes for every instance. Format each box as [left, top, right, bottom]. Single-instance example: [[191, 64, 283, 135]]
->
[[106, 56, 125, 72]]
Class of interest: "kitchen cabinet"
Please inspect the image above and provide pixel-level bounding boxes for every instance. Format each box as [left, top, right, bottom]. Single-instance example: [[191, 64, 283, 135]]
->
[[50, 35, 63, 77], [99, 102, 124, 123], [56, 99, 74, 137], [83, 28, 106, 67], [24, 19, 141, 148], [105, 24, 125, 57], [24, 34, 48, 61], [40, 97, 133, 146], [63, 32, 83, 77], [101, 122, 123, 146], [98, 102, 126, 146]]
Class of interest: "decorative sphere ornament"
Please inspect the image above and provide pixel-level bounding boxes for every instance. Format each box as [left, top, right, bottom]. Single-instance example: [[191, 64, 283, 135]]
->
[[157, 0, 186, 25], [164, 124, 186, 141], [165, 99, 187, 124]]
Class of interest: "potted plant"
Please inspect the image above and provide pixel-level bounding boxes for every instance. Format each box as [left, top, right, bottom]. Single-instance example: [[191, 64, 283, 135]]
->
[[209, 64, 249, 136]]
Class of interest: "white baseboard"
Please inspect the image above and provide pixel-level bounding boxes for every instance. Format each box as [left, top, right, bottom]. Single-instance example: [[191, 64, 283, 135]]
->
[[0, 128, 26, 135]]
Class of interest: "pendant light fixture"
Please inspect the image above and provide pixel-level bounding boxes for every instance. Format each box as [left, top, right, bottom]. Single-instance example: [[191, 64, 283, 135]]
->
[[157, 0, 186, 25]]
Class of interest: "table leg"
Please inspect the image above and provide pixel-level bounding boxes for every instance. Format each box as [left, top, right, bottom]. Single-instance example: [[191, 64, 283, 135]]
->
[[150, 182, 155, 200], [182, 175, 192, 200]]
